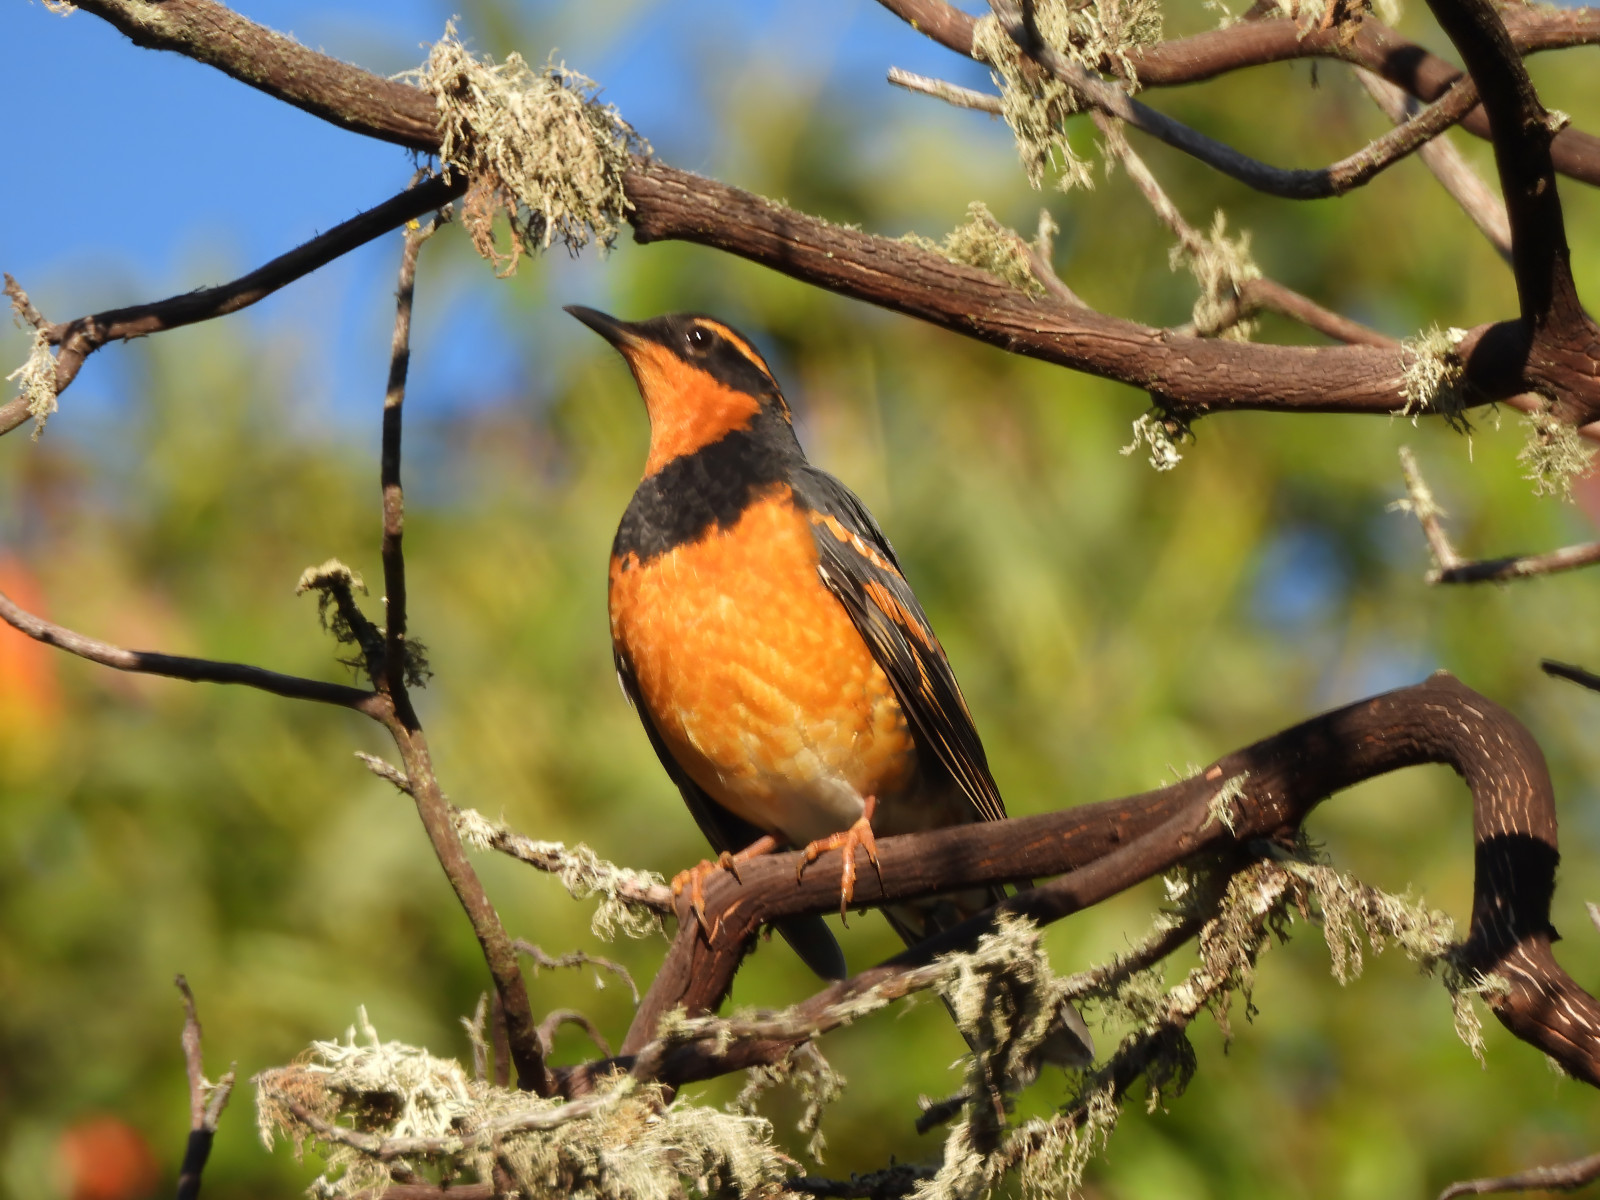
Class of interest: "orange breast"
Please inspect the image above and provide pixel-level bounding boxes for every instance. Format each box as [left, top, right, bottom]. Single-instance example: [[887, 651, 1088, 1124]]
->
[[610, 487, 917, 847]]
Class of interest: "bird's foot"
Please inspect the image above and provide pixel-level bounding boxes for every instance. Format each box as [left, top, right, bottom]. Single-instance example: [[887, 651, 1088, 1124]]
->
[[796, 797, 883, 923], [671, 835, 778, 940]]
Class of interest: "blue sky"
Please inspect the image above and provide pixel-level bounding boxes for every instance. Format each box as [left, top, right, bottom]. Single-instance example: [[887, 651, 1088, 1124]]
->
[[0, 0, 996, 434]]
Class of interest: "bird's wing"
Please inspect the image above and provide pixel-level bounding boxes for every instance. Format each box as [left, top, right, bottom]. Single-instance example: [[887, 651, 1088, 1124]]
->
[[613, 646, 848, 981], [793, 467, 1007, 824]]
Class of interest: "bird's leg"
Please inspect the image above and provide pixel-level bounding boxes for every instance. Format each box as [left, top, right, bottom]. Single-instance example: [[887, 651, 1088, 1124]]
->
[[796, 795, 883, 923], [671, 834, 779, 939]]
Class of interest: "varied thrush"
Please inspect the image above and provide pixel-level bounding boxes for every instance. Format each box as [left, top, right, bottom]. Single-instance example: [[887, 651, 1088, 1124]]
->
[[568, 306, 1092, 1063]]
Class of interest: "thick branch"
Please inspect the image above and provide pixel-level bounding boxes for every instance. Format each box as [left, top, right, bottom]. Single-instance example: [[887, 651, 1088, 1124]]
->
[[617, 674, 1600, 1092], [1420, 0, 1582, 332], [56, 0, 1600, 424]]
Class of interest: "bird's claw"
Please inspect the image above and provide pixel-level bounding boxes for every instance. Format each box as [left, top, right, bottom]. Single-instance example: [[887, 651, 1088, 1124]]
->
[[796, 797, 883, 924], [671, 858, 724, 941]]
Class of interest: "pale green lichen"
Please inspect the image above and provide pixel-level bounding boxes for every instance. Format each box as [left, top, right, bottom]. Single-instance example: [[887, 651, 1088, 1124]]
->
[[903, 202, 1048, 296], [453, 807, 667, 940], [731, 1042, 844, 1163], [970, 0, 1162, 192], [1171, 211, 1262, 341], [1399, 325, 1471, 430], [411, 22, 648, 274], [7, 330, 57, 440], [1121, 409, 1190, 471], [256, 1010, 793, 1200], [1203, 772, 1249, 835], [1517, 406, 1594, 500]]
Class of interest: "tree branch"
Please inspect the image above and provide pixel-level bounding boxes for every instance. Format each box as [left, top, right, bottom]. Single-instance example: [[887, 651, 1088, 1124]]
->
[[991, 0, 1480, 201], [367, 224, 549, 1096], [875, 0, 1600, 188], [1397, 446, 1600, 583], [51, 0, 1600, 426], [1, 176, 463, 438], [174, 976, 234, 1200], [0, 587, 385, 713], [1355, 69, 1512, 261], [614, 674, 1600, 1091]]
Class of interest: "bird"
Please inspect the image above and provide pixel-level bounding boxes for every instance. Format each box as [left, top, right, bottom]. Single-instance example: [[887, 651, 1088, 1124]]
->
[[566, 305, 1091, 1065]]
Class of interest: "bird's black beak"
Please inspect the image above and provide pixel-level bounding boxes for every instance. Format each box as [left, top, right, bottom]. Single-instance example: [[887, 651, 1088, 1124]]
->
[[564, 305, 646, 353]]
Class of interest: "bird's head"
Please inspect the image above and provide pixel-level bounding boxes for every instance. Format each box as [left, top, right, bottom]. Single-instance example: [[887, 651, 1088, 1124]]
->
[[566, 307, 795, 476]]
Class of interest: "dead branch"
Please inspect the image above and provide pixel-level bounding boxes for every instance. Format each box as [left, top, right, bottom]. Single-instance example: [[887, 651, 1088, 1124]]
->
[[369, 223, 549, 1096], [1397, 447, 1600, 583], [514, 941, 639, 1005], [1355, 69, 1512, 261], [876, 0, 1600, 187], [174, 976, 235, 1200], [0, 176, 463, 436], [1438, 1150, 1600, 1199], [0, 587, 385, 713]]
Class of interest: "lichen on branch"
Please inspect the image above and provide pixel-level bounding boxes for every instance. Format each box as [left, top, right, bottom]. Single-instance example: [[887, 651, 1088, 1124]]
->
[[256, 1009, 794, 1200], [411, 22, 649, 273], [6, 330, 58, 440], [970, 0, 1161, 192]]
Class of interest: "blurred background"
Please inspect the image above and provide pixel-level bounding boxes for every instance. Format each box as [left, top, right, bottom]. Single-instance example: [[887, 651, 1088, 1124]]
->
[[3, 1, 1600, 1197]]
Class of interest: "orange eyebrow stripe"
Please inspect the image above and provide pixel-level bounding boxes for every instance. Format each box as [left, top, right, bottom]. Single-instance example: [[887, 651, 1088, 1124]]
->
[[696, 321, 778, 385]]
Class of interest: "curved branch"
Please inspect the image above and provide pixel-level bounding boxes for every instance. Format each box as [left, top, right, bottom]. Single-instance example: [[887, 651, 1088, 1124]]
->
[[618, 674, 1600, 1091], [1, 175, 464, 437]]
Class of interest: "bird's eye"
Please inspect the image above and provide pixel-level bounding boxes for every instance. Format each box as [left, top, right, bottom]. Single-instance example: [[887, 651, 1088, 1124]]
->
[[685, 326, 712, 353]]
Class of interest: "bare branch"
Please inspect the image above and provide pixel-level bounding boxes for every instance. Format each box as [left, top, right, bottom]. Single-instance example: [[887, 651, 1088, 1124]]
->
[[1396, 447, 1600, 583], [537, 1009, 612, 1058], [1438, 1151, 1600, 1199], [0, 587, 384, 713], [515, 940, 640, 1005], [1542, 660, 1600, 694], [875, 0, 1600, 188], [1, 176, 463, 438], [1355, 69, 1511, 260], [365, 226, 549, 1096], [1095, 115, 1394, 347], [886, 67, 1002, 113], [174, 976, 235, 1200], [984, 0, 1480, 201]]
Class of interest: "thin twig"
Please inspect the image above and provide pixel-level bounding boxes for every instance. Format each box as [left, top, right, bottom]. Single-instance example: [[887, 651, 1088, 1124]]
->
[[1095, 115, 1393, 346], [1355, 69, 1512, 261], [1396, 446, 1465, 577], [515, 941, 640, 1005], [0, 176, 463, 438], [1438, 1151, 1600, 1198], [174, 976, 235, 1200], [537, 1009, 613, 1058], [367, 223, 550, 1096], [886, 66, 1002, 112], [1397, 447, 1600, 583], [1543, 660, 1600, 694], [988, 0, 1479, 201], [0, 588, 384, 713]]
